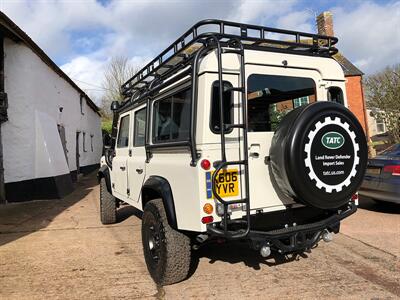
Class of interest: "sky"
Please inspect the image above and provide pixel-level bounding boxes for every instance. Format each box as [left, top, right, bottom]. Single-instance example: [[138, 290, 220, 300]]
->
[[1, 0, 400, 104]]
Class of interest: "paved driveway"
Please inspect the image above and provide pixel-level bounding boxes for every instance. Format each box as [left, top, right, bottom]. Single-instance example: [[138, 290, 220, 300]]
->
[[0, 174, 399, 299]]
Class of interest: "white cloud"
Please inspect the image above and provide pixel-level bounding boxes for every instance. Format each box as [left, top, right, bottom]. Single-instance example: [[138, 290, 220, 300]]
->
[[60, 56, 106, 102], [2, 0, 399, 104], [332, 1, 400, 74]]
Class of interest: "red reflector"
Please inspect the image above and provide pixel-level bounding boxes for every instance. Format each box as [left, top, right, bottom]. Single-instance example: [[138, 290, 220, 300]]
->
[[201, 216, 214, 224], [351, 193, 359, 201], [383, 165, 400, 176], [201, 159, 211, 170]]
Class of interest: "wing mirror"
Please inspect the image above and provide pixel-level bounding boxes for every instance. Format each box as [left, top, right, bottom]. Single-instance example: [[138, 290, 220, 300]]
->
[[110, 101, 120, 111]]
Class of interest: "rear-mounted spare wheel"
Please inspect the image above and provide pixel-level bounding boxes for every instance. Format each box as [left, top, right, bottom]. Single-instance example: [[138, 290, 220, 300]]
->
[[270, 102, 368, 210]]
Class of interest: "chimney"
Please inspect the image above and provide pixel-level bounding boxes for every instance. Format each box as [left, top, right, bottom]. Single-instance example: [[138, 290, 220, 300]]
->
[[317, 11, 334, 36]]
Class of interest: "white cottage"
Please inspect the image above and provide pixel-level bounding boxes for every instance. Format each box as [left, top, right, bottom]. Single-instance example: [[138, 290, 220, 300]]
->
[[0, 12, 102, 203]]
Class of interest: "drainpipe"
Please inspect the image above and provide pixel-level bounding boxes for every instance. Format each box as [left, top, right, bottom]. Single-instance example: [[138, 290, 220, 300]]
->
[[0, 34, 8, 204]]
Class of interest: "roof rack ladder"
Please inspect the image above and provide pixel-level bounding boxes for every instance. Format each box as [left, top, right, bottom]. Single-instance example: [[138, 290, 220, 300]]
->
[[211, 39, 251, 239]]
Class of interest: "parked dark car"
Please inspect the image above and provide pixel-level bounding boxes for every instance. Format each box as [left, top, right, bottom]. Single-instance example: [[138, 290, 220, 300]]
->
[[359, 144, 400, 203]]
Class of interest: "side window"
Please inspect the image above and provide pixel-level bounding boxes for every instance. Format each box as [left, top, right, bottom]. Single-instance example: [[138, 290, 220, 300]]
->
[[247, 74, 316, 132], [117, 115, 130, 148], [80, 95, 84, 115], [210, 81, 234, 133], [152, 88, 191, 143], [134, 108, 147, 147], [328, 87, 344, 105]]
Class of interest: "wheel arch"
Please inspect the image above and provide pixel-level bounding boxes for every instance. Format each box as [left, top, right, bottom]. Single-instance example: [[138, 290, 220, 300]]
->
[[142, 176, 178, 229], [97, 165, 112, 194]]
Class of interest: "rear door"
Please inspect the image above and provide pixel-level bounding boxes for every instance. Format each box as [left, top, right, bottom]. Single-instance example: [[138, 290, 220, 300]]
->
[[127, 105, 147, 207], [112, 112, 131, 200], [245, 65, 323, 211]]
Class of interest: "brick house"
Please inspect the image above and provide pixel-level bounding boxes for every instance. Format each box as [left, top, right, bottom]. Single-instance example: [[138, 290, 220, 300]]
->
[[317, 12, 370, 139]]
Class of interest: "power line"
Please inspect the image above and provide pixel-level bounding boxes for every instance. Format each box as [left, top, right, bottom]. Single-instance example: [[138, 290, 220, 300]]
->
[[70, 77, 114, 92]]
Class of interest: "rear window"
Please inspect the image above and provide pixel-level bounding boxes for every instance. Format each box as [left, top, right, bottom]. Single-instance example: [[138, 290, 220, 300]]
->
[[210, 81, 234, 133], [380, 144, 400, 156], [328, 86, 344, 105], [247, 74, 316, 132]]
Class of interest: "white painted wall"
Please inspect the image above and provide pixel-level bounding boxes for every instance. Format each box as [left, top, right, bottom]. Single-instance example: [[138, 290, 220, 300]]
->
[[3, 37, 102, 183]]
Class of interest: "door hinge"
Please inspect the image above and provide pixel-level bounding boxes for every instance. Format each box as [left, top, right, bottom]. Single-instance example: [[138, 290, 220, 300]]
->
[[129, 149, 132, 157], [127, 188, 130, 196]]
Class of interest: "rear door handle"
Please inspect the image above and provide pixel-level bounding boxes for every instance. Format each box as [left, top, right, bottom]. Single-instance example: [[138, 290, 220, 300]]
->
[[120, 166, 126, 171], [249, 143, 260, 158], [136, 168, 143, 174]]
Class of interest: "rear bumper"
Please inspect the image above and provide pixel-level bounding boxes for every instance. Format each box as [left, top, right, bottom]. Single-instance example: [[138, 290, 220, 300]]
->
[[207, 203, 357, 254]]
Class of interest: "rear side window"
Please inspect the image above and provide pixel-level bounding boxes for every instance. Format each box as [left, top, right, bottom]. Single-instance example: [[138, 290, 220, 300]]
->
[[134, 108, 147, 147], [247, 74, 316, 132], [117, 115, 130, 148], [328, 87, 344, 105], [210, 81, 234, 133], [152, 88, 191, 143]]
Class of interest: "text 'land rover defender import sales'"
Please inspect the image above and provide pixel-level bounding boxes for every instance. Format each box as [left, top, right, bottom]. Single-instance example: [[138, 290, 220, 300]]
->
[[98, 19, 368, 285]]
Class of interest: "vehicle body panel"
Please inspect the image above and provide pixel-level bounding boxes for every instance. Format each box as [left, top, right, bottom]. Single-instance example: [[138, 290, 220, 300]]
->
[[107, 49, 350, 232], [359, 144, 400, 203]]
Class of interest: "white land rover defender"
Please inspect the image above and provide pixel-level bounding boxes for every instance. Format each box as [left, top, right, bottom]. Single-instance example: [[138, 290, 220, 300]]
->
[[98, 20, 368, 285]]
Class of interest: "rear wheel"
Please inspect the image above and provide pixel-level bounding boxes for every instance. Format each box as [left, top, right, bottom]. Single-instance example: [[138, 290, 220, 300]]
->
[[142, 199, 191, 285], [99, 177, 117, 224]]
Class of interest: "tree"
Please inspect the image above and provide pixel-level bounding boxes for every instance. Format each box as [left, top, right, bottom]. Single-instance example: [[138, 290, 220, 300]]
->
[[365, 64, 400, 143], [101, 56, 138, 118]]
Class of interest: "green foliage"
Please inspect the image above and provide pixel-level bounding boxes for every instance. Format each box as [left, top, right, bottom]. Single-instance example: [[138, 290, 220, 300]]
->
[[102, 118, 113, 134], [365, 64, 400, 143]]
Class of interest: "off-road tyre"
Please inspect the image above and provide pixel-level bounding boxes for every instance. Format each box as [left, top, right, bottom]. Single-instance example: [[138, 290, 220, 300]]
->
[[100, 177, 117, 224], [142, 199, 191, 285]]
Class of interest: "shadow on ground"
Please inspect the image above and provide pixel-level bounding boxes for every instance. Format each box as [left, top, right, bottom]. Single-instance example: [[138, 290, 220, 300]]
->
[[0, 173, 97, 247], [190, 239, 311, 275], [358, 195, 400, 214]]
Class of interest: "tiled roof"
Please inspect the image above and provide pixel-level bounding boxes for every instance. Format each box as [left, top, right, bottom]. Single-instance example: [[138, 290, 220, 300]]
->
[[333, 52, 364, 76]]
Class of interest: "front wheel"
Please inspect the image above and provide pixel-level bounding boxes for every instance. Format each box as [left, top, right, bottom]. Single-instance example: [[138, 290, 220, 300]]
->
[[99, 177, 116, 224], [142, 199, 191, 285]]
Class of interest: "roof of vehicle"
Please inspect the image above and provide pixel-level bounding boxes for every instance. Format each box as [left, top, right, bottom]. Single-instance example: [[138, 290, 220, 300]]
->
[[120, 19, 339, 101], [0, 12, 101, 116]]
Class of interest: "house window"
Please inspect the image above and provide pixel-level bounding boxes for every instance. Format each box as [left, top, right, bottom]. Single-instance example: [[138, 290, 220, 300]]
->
[[83, 132, 87, 152], [152, 88, 191, 143], [293, 96, 309, 108], [210, 81, 234, 134], [375, 116, 385, 133], [80, 95, 84, 115], [90, 134, 94, 152]]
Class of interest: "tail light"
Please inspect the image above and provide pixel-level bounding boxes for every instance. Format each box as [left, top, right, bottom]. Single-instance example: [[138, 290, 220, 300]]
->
[[351, 193, 359, 205], [201, 216, 214, 224], [201, 159, 211, 170], [383, 165, 400, 176]]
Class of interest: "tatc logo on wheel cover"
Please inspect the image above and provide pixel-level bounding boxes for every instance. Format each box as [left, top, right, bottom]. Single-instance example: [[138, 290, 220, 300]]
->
[[321, 131, 345, 150]]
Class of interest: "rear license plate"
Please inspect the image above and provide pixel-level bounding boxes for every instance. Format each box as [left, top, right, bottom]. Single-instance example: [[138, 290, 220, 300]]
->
[[366, 167, 381, 175], [206, 169, 239, 199]]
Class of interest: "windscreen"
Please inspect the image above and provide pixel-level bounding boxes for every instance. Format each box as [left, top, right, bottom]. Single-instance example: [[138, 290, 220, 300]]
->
[[247, 74, 316, 131]]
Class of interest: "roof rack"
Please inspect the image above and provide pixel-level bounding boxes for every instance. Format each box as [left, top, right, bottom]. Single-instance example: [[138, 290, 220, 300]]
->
[[121, 19, 338, 99]]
